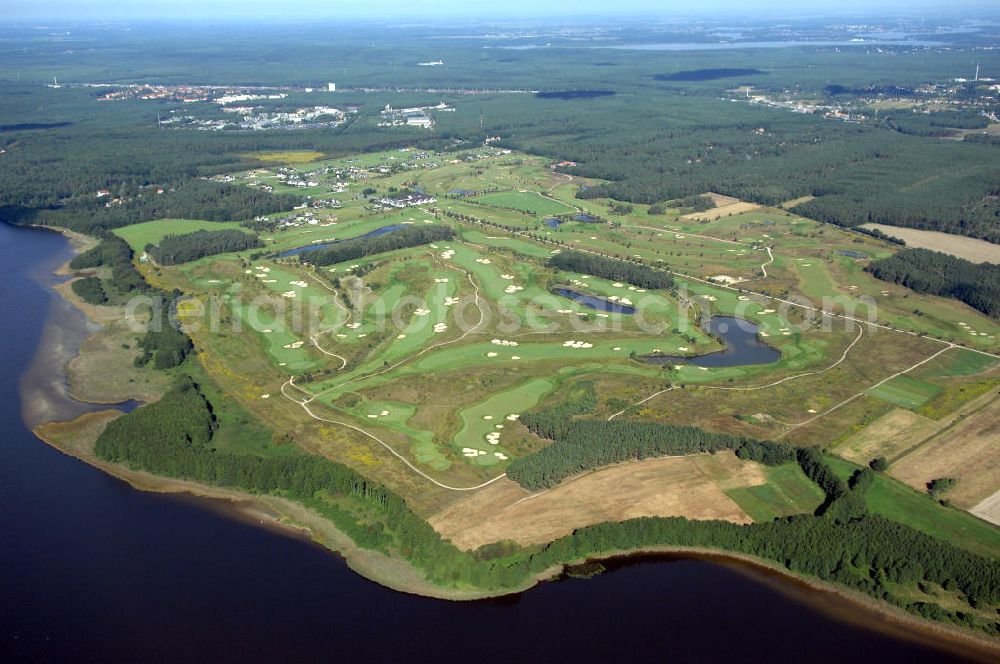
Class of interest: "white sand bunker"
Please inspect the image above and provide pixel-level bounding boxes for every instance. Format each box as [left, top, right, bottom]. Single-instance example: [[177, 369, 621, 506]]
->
[[475, 258, 492, 264], [486, 432, 501, 445], [557, 309, 573, 314], [380, 410, 389, 416], [737, 296, 749, 301], [486, 352, 498, 358], [482, 415, 493, 420], [678, 347, 689, 352], [346, 322, 361, 329], [760, 309, 775, 314], [441, 250, 456, 260], [506, 414, 520, 421], [563, 340, 594, 349], [612, 282, 624, 288], [289, 280, 309, 288], [336, 333, 347, 338], [357, 333, 367, 338], [260, 394, 270, 399], [263, 279, 277, 284], [511, 355, 521, 360], [414, 308, 430, 316], [262, 329, 272, 334], [462, 448, 487, 457], [434, 277, 449, 283], [491, 339, 519, 347], [501, 274, 515, 280], [613, 347, 622, 351], [443, 297, 460, 306], [282, 341, 304, 349], [504, 285, 524, 294], [397, 334, 407, 339], [282, 291, 297, 298], [494, 452, 508, 460], [433, 323, 448, 333], [550, 249, 561, 254]]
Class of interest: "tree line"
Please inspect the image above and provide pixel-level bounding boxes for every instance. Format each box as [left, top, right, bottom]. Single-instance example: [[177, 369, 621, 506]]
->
[[304, 225, 454, 267], [147, 229, 263, 265], [549, 250, 674, 290], [507, 403, 794, 490], [867, 248, 1000, 318]]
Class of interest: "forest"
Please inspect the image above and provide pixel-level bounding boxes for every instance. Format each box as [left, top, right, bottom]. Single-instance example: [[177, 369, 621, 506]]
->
[[70, 235, 148, 295], [549, 251, 674, 290], [306, 225, 454, 267], [147, 229, 263, 265], [71, 276, 107, 305], [867, 248, 1000, 318]]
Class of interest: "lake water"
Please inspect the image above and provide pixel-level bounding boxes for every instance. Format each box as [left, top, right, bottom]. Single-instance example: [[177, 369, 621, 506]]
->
[[0, 223, 978, 662], [274, 223, 408, 258], [643, 315, 782, 367], [554, 287, 636, 314]]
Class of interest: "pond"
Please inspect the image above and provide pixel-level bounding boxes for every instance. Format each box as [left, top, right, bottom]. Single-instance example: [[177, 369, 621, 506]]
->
[[642, 316, 781, 367], [554, 288, 636, 314], [275, 224, 408, 258]]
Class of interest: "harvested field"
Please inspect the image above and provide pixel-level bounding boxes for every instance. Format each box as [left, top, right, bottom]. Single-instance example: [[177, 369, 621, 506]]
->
[[860, 224, 1000, 264], [889, 391, 1000, 509], [971, 489, 1000, 528], [683, 201, 761, 222], [429, 453, 757, 550], [781, 195, 816, 209], [835, 408, 934, 465]]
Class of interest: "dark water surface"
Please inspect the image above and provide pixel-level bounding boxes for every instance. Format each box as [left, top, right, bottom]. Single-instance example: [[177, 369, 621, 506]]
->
[[274, 223, 408, 258], [643, 315, 782, 368], [0, 223, 978, 663], [554, 288, 636, 314]]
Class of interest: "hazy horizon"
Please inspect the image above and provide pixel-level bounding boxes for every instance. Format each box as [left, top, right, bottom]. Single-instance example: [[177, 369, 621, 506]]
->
[[7, 0, 1000, 22]]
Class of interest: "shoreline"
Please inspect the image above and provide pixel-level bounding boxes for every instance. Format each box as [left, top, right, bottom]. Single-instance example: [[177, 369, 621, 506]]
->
[[22, 222, 1000, 659], [28, 415, 1000, 660]]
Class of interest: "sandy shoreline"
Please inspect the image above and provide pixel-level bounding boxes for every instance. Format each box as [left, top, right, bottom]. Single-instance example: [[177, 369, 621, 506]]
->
[[22, 224, 1000, 658]]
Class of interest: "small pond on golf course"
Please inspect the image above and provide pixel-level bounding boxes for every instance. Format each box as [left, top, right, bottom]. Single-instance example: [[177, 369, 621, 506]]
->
[[554, 288, 636, 314], [643, 315, 781, 368]]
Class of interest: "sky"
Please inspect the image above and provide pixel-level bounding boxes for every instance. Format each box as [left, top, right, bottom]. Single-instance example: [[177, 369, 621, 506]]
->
[[6, 0, 1000, 21]]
